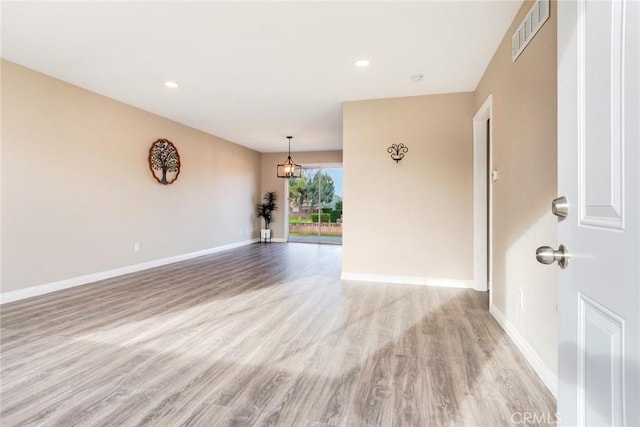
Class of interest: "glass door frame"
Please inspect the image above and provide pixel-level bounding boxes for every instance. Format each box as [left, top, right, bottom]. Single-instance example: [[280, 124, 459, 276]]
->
[[284, 162, 342, 244]]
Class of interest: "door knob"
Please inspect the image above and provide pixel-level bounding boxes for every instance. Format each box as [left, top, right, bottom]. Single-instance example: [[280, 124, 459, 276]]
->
[[536, 244, 569, 269]]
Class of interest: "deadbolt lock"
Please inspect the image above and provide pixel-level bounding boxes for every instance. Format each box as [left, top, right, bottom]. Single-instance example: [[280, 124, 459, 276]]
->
[[552, 196, 569, 218]]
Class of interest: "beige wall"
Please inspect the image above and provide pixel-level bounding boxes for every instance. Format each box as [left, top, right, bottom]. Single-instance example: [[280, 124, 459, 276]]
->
[[1, 60, 261, 293], [343, 92, 474, 281], [475, 1, 558, 376], [260, 150, 342, 240]]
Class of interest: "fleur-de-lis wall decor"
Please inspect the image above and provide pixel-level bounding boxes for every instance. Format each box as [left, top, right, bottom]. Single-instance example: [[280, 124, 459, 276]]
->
[[387, 143, 408, 163]]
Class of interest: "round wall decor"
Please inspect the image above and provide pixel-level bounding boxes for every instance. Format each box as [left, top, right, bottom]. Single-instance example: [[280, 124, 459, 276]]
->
[[148, 138, 181, 185]]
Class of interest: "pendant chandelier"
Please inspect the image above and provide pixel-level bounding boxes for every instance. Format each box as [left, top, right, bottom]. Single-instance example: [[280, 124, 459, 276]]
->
[[277, 136, 301, 179]]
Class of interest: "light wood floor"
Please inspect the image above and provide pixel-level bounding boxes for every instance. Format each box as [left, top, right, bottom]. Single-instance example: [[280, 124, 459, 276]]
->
[[1, 243, 556, 426]]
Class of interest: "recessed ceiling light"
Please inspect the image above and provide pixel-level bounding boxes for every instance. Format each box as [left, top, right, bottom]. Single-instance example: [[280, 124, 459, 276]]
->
[[164, 81, 179, 89], [411, 74, 424, 82], [355, 59, 370, 68]]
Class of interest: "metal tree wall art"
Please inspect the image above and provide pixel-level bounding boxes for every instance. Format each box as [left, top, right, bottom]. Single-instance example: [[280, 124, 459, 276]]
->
[[149, 139, 181, 185], [387, 143, 408, 163]]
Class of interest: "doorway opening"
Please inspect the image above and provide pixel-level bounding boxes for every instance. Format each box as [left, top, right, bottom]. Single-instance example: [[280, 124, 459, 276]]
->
[[473, 95, 493, 295], [287, 166, 343, 245]]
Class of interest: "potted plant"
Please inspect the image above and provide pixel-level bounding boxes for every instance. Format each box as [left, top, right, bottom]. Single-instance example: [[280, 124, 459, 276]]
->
[[257, 191, 277, 242]]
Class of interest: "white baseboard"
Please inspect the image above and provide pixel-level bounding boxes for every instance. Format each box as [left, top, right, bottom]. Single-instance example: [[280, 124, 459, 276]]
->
[[472, 277, 490, 292], [255, 237, 287, 243], [0, 238, 259, 305], [490, 304, 558, 398], [340, 272, 474, 289]]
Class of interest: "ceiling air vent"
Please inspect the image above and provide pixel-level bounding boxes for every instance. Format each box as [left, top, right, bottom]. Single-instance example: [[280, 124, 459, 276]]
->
[[512, 0, 550, 61]]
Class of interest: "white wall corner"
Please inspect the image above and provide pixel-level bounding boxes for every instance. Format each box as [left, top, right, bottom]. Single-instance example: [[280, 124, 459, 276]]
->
[[340, 272, 474, 289], [0, 238, 259, 305], [490, 303, 558, 398], [472, 279, 488, 292]]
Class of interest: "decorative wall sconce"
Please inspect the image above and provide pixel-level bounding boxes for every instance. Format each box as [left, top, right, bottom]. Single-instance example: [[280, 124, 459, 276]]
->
[[387, 143, 408, 163]]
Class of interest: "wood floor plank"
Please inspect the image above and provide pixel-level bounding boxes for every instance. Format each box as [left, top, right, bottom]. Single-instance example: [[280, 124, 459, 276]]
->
[[0, 243, 556, 426]]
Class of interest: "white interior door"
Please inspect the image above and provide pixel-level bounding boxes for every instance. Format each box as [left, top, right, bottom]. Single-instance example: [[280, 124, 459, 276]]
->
[[556, 0, 639, 426]]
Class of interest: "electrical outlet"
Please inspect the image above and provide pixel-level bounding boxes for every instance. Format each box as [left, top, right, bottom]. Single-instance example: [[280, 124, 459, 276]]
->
[[134, 242, 140, 253], [519, 290, 524, 311]]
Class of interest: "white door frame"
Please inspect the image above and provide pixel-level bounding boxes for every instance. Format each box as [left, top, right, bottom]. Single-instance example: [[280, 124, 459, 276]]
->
[[283, 175, 290, 242], [472, 94, 493, 293]]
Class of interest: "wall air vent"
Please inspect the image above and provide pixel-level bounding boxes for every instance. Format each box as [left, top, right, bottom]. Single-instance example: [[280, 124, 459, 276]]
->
[[512, 0, 550, 61]]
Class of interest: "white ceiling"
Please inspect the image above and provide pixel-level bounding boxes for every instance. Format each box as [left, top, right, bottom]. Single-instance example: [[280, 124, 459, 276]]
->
[[1, 1, 522, 153]]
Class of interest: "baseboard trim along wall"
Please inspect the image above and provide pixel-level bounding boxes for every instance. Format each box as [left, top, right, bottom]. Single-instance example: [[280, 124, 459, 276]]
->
[[340, 272, 474, 289], [490, 304, 558, 398], [0, 238, 260, 305]]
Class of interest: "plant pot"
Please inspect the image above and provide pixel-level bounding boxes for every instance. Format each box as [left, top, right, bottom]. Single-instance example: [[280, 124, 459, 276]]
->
[[260, 229, 271, 242]]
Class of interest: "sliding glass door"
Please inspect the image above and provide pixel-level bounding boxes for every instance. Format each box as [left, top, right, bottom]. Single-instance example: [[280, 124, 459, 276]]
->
[[288, 166, 342, 244]]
